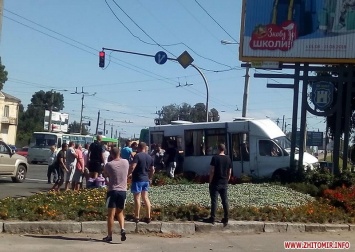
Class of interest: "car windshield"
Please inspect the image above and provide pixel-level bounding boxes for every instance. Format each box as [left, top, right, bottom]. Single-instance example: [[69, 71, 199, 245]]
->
[[273, 136, 299, 153], [30, 133, 57, 148]]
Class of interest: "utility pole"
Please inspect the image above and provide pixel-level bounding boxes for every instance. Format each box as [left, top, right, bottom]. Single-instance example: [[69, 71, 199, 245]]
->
[[111, 125, 113, 138], [242, 65, 250, 117], [282, 115, 285, 132], [47, 89, 54, 132], [103, 120, 106, 135], [95, 110, 100, 135], [79, 93, 84, 134], [71, 87, 96, 134]]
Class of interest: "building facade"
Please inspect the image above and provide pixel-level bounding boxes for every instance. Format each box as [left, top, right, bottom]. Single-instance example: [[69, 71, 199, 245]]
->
[[0, 92, 20, 145]]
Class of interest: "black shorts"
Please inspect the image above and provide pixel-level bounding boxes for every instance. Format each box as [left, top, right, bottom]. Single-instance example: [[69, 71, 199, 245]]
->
[[106, 190, 127, 209], [88, 160, 102, 173]]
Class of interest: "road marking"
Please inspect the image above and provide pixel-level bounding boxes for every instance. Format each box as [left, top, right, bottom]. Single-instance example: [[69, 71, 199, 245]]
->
[[25, 178, 48, 182]]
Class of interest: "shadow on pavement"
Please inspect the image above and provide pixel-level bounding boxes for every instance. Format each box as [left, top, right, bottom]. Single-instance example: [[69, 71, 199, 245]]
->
[[24, 234, 123, 244]]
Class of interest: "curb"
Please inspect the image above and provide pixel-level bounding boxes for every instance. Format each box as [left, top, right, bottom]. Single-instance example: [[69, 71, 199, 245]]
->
[[1, 221, 354, 235]]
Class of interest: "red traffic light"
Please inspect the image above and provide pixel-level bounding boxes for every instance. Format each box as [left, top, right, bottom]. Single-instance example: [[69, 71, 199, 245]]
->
[[99, 51, 105, 68]]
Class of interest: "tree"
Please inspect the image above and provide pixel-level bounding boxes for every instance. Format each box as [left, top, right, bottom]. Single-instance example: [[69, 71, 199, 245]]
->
[[157, 103, 220, 125], [190, 103, 206, 122], [68, 121, 89, 135], [0, 58, 8, 90], [16, 90, 65, 146], [209, 108, 220, 122]]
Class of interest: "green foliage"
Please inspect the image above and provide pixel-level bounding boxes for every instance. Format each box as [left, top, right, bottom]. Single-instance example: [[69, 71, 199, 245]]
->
[[68, 120, 89, 135], [158, 102, 220, 125], [0, 58, 8, 90], [16, 90, 66, 145], [286, 183, 320, 197], [152, 172, 191, 186], [332, 170, 355, 188]]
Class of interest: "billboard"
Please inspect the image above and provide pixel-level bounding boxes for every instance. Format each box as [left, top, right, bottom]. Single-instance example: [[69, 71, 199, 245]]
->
[[43, 110, 69, 133], [296, 131, 324, 147], [240, 0, 355, 63]]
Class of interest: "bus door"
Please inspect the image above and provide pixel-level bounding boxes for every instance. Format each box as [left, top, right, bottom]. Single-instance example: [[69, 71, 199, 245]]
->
[[229, 133, 251, 177]]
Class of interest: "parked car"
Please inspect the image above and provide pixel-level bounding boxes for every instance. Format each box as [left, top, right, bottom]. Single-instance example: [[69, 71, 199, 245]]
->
[[16, 146, 29, 158], [0, 141, 28, 183]]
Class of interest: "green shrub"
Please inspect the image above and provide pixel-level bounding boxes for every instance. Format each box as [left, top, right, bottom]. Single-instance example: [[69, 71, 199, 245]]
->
[[286, 182, 320, 197], [332, 171, 355, 188]]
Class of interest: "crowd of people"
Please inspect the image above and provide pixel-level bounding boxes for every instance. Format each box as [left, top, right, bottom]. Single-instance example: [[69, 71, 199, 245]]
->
[[45, 136, 232, 243]]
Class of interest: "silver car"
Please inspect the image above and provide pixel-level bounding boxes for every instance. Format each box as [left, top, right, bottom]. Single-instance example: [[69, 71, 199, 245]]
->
[[0, 141, 28, 183]]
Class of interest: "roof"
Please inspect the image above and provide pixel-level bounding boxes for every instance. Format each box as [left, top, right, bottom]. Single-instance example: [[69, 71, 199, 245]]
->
[[1, 91, 21, 103]]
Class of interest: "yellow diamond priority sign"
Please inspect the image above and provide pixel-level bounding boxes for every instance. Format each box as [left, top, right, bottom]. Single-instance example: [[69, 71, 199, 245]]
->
[[177, 51, 194, 69]]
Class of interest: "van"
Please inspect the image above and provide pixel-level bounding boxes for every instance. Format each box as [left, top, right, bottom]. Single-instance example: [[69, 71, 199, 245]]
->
[[149, 119, 318, 178]]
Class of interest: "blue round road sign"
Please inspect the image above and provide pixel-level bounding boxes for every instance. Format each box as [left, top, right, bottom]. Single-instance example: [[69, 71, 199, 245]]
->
[[155, 51, 168, 65]]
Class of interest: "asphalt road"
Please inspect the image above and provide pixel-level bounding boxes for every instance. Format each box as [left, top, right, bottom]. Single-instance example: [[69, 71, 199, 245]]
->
[[0, 232, 354, 252], [0, 164, 52, 199]]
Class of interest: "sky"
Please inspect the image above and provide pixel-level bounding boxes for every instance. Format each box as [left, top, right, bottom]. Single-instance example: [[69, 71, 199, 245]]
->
[[1, 0, 326, 139]]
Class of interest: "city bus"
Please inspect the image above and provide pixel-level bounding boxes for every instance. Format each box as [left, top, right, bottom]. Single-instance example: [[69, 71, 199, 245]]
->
[[94, 136, 119, 147], [148, 119, 319, 178], [27, 132, 94, 164]]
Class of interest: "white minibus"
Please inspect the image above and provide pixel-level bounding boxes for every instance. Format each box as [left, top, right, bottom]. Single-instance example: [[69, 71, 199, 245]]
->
[[148, 118, 318, 178]]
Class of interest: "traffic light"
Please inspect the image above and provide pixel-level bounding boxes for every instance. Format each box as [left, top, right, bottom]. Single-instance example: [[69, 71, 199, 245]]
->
[[99, 51, 105, 68]]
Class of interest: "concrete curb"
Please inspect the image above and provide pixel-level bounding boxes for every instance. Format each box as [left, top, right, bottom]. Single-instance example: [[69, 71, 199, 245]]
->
[[1, 221, 353, 235]]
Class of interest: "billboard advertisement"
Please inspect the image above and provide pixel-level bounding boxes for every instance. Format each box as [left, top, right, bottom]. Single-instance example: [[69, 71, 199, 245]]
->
[[296, 131, 324, 147], [43, 110, 69, 133], [240, 0, 355, 63]]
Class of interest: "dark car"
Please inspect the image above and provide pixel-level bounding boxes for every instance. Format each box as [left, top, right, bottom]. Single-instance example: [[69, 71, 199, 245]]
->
[[16, 147, 29, 158], [8, 144, 17, 152]]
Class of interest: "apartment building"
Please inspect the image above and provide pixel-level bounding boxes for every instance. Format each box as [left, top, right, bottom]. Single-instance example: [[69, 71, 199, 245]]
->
[[0, 91, 20, 145]]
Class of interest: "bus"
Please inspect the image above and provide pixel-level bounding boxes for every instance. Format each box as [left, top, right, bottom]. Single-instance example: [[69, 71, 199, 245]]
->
[[94, 136, 119, 147], [148, 119, 319, 178], [139, 128, 149, 144], [27, 132, 94, 164]]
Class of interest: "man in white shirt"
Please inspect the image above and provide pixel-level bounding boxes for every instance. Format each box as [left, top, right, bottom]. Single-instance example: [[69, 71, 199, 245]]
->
[[47, 145, 58, 184]]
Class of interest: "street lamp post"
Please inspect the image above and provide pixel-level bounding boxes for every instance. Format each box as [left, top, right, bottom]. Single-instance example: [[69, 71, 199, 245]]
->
[[190, 64, 209, 122], [221, 40, 250, 117]]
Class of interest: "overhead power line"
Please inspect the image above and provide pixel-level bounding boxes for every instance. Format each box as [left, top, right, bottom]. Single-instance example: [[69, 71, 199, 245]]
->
[[105, 0, 237, 71], [194, 0, 238, 43]]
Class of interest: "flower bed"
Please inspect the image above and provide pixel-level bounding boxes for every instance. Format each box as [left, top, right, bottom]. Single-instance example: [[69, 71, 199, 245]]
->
[[128, 183, 314, 209], [0, 182, 353, 223]]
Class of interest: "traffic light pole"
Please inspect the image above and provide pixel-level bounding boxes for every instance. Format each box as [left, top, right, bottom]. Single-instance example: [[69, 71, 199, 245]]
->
[[101, 47, 209, 122]]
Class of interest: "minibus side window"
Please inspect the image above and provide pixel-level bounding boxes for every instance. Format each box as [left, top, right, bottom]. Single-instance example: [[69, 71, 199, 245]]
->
[[205, 129, 226, 155], [184, 130, 204, 156]]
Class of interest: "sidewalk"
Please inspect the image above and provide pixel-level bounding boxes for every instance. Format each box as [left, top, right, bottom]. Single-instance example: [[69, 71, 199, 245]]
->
[[1, 220, 354, 235], [1, 232, 354, 252]]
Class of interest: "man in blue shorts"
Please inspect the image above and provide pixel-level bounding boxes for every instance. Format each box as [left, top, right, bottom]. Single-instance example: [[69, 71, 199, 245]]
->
[[128, 142, 154, 223], [102, 147, 129, 242]]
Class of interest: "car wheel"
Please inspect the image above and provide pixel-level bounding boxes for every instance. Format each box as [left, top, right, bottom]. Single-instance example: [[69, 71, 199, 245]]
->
[[272, 169, 287, 182], [11, 165, 27, 183]]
